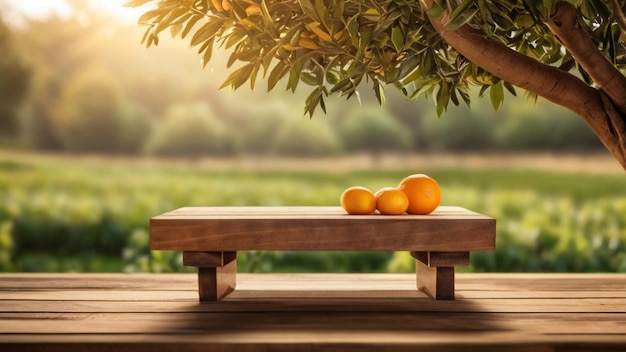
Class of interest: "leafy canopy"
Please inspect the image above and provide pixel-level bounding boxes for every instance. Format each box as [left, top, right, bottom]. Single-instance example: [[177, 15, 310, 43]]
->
[[125, 0, 626, 116]]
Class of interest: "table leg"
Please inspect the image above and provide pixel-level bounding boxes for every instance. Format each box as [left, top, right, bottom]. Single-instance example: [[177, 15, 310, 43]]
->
[[183, 251, 237, 301], [410, 251, 469, 300]]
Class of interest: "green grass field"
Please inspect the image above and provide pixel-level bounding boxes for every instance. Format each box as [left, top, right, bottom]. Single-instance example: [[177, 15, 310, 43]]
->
[[1, 151, 625, 273]]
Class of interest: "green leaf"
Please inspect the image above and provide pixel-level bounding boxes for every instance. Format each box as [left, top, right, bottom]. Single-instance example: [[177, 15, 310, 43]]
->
[[436, 81, 450, 116], [190, 20, 222, 47], [300, 70, 322, 86], [458, 88, 471, 106], [503, 81, 517, 96], [329, 76, 354, 94], [288, 28, 303, 46], [287, 60, 303, 93], [426, 3, 444, 18], [319, 92, 326, 114], [267, 62, 289, 91], [155, 8, 190, 34], [314, 0, 328, 27], [490, 81, 504, 111], [325, 68, 339, 85], [138, 9, 164, 24], [181, 15, 203, 39], [249, 63, 260, 90], [419, 50, 433, 77], [298, 0, 321, 22], [345, 14, 360, 48], [304, 87, 324, 117], [223, 28, 247, 50], [261, 47, 276, 74], [515, 13, 534, 29], [358, 29, 372, 57], [331, 1, 344, 21], [229, 48, 261, 66], [391, 26, 404, 52], [200, 37, 215, 68], [479, 84, 489, 97], [373, 10, 403, 35], [373, 79, 385, 106], [436, 99, 445, 116], [445, 0, 478, 31], [477, 0, 493, 23], [140, 27, 152, 46], [398, 55, 423, 83], [220, 63, 255, 90], [408, 78, 437, 101], [450, 87, 459, 105], [170, 23, 183, 38]]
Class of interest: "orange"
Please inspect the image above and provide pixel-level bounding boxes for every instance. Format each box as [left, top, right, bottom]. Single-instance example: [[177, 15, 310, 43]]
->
[[375, 187, 409, 215], [222, 0, 232, 11], [340, 186, 376, 215], [398, 174, 441, 215]]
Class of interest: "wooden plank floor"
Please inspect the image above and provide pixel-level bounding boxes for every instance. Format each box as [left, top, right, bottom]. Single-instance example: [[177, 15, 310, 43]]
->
[[1, 273, 626, 351]]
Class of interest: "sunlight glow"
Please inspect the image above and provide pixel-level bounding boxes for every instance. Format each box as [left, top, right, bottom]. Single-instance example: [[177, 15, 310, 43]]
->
[[1, 0, 147, 25]]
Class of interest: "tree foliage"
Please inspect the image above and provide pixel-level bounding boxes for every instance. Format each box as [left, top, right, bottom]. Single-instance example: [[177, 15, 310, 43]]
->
[[0, 16, 31, 136], [126, 0, 626, 168], [125, 0, 623, 107]]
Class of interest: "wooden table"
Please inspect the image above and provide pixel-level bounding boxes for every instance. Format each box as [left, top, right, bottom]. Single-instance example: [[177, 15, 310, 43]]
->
[[150, 206, 496, 300], [1, 273, 626, 351]]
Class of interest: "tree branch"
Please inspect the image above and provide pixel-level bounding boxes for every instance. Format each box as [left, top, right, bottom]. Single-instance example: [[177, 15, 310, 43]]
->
[[600, 91, 626, 162], [546, 1, 626, 114], [421, 0, 626, 170], [422, 2, 600, 122]]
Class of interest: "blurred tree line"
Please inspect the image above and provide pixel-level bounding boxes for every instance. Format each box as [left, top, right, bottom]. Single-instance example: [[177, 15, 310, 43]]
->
[[0, 3, 605, 157]]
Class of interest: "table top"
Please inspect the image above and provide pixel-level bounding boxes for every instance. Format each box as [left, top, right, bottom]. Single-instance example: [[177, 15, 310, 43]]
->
[[1, 273, 625, 351], [150, 206, 496, 252]]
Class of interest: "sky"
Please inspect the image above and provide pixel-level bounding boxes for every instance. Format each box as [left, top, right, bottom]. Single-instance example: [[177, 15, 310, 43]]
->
[[1, 0, 149, 26]]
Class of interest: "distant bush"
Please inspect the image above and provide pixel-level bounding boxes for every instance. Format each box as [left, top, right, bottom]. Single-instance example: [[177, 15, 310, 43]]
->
[[54, 71, 128, 153], [495, 102, 603, 151], [0, 221, 12, 271], [419, 104, 496, 152], [117, 103, 154, 154], [384, 90, 434, 150], [239, 251, 393, 273], [338, 105, 412, 154], [230, 100, 292, 155], [21, 99, 63, 150], [144, 102, 237, 156], [271, 118, 343, 157]]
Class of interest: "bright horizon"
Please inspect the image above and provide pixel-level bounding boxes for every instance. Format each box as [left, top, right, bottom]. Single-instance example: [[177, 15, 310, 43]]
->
[[1, 0, 148, 25]]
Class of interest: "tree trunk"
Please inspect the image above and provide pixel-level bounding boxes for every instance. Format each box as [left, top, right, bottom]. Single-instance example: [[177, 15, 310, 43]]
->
[[423, 0, 626, 171], [545, 2, 626, 170]]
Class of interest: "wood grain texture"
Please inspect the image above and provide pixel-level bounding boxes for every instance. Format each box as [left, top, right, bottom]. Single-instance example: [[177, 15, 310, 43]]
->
[[150, 206, 496, 252], [416, 260, 455, 300], [411, 251, 470, 267], [183, 251, 236, 267], [2, 273, 626, 351], [197, 259, 237, 301]]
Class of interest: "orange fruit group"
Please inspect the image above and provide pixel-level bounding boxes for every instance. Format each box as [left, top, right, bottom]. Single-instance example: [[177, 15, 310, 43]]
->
[[398, 174, 441, 215], [340, 186, 376, 215], [375, 187, 409, 215]]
